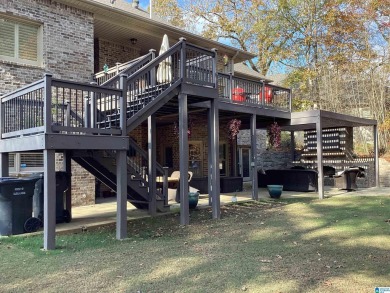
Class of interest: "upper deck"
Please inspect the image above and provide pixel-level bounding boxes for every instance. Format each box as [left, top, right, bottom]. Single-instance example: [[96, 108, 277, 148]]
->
[[0, 39, 291, 152]]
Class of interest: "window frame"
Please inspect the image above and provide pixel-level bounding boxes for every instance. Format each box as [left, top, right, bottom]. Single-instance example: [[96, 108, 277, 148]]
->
[[0, 15, 43, 67]]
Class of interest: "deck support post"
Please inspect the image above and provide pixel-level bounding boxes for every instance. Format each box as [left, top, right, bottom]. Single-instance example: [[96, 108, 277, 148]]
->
[[43, 149, 56, 250], [116, 150, 127, 240], [0, 153, 9, 177], [179, 93, 189, 225], [374, 124, 379, 187], [208, 99, 220, 219], [148, 114, 157, 215], [251, 114, 258, 200], [63, 151, 72, 219], [316, 117, 324, 199], [290, 131, 295, 161], [163, 167, 169, 206]]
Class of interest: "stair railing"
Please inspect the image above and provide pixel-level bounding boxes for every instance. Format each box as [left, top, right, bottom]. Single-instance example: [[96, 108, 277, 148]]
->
[[122, 38, 217, 120], [97, 51, 156, 88], [94, 52, 154, 86], [127, 137, 168, 205]]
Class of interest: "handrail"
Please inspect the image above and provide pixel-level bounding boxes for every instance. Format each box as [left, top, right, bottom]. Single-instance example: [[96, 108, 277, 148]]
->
[[51, 79, 122, 95], [100, 52, 154, 87], [217, 72, 292, 111], [129, 137, 165, 174], [125, 40, 184, 85], [94, 56, 144, 78], [1, 79, 44, 102]]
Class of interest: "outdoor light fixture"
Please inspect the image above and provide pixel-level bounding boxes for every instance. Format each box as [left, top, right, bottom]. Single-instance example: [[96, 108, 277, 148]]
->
[[130, 38, 137, 45]]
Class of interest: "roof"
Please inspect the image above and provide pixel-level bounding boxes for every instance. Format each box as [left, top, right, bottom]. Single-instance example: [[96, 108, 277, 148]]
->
[[268, 73, 288, 87], [56, 0, 256, 63], [287, 110, 377, 131], [233, 63, 272, 83]]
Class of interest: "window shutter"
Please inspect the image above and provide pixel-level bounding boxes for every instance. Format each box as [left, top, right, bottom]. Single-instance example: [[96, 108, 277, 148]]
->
[[20, 153, 44, 167], [19, 23, 38, 61], [0, 20, 15, 57]]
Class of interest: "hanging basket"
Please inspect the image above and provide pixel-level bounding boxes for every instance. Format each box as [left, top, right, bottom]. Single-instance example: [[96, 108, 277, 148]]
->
[[267, 122, 281, 149]]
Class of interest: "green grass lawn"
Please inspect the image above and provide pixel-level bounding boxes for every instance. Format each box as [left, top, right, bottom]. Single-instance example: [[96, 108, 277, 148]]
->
[[1, 195, 389, 292]]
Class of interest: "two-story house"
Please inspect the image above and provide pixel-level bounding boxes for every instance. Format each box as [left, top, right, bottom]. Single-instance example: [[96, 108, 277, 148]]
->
[[0, 0, 378, 249]]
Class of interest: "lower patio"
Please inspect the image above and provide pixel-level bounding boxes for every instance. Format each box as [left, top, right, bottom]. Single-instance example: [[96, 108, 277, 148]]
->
[[48, 184, 389, 235]]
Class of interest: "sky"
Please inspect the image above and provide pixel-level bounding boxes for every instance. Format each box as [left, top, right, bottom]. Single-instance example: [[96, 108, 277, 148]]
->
[[124, 0, 287, 75], [125, 0, 151, 9]]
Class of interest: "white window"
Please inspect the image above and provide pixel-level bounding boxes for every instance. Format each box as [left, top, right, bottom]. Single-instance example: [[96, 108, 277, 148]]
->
[[0, 16, 42, 66], [9, 153, 44, 174]]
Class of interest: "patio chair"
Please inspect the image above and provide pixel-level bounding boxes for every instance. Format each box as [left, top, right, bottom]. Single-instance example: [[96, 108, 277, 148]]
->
[[167, 171, 194, 202], [334, 167, 361, 190]]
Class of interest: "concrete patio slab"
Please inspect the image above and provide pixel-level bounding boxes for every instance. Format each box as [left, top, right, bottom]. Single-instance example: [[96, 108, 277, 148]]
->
[[5, 185, 389, 238]]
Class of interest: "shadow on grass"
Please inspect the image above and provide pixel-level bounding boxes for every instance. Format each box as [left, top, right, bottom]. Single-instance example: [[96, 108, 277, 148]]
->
[[1, 196, 389, 292]]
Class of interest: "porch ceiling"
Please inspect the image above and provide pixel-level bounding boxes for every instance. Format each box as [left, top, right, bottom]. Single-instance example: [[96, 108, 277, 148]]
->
[[284, 110, 377, 131], [58, 0, 255, 61], [150, 97, 290, 129]]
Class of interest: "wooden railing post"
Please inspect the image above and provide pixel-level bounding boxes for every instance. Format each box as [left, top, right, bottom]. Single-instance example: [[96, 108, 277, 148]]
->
[[65, 100, 70, 129], [119, 74, 127, 136], [83, 96, 90, 128], [261, 80, 265, 106], [229, 72, 233, 100], [179, 37, 187, 81], [149, 49, 156, 87], [115, 62, 121, 75], [90, 82, 97, 128], [211, 48, 218, 88], [163, 166, 169, 206], [43, 73, 53, 133]]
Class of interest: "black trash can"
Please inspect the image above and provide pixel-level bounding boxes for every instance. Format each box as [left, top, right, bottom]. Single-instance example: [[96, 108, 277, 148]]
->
[[0, 177, 41, 236], [31, 172, 71, 224]]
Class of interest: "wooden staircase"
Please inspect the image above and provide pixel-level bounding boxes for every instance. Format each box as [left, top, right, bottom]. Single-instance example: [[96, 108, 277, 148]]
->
[[72, 150, 168, 212]]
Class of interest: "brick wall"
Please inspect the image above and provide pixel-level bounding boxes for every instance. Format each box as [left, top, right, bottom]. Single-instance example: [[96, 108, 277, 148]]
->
[[0, 0, 94, 92], [1, 0, 96, 206], [152, 112, 231, 176], [95, 39, 141, 73], [238, 129, 292, 170]]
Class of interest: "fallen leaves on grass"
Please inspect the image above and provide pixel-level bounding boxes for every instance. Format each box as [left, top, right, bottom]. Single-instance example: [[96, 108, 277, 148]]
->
[[323, 280, 332, 286]]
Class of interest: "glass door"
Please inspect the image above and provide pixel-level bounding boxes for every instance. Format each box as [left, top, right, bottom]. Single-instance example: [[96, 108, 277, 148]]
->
[[239, 147, 251, 181]]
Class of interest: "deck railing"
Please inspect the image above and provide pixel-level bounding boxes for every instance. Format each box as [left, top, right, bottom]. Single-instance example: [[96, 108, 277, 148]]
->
[[218, 73, 292, 111], [0, 74, 126, 139], [1, 38, 294, 140], [95, 52, 155, 88], [123, 38, 217, 119]]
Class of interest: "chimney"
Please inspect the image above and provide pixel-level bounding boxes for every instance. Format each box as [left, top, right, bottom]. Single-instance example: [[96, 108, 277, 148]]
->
[[132, 0, 139, 8]]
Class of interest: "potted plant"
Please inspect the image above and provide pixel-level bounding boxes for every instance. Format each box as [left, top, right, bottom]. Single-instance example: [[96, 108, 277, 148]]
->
[[267, 185, 283, 198], [188, 190, 200, 209]]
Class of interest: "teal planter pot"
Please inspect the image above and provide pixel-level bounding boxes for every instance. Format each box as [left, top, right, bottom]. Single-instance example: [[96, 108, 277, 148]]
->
[[188, 192, 199, 209], [267, 185, 283, 199]]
